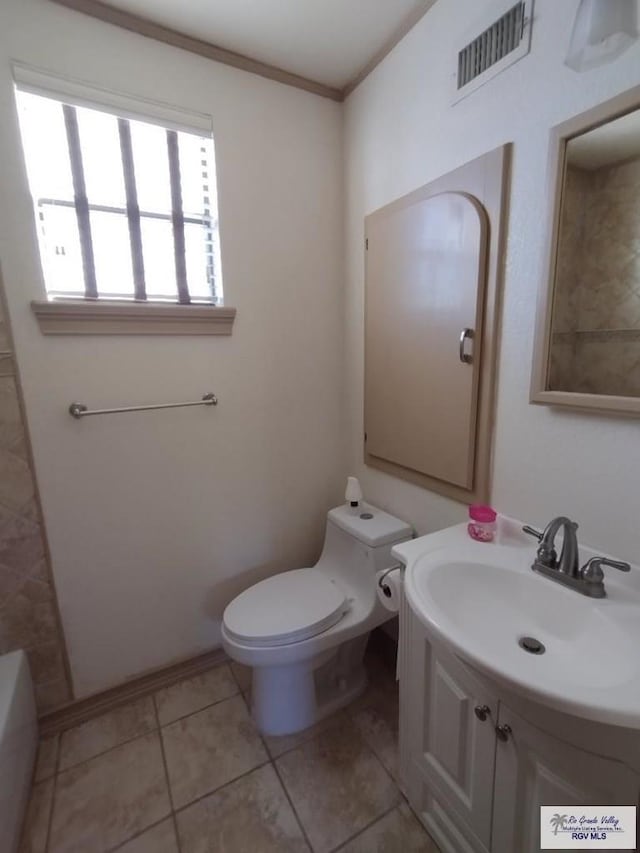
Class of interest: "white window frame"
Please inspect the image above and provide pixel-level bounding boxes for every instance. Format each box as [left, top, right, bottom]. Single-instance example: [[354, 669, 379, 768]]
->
[[13, 65, 235, 336]]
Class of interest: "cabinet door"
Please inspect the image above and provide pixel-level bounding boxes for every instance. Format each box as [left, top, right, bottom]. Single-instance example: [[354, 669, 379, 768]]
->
[[492, 704, 640, 853], [400, 606, 497, 850], [365, 191, 488, 489]]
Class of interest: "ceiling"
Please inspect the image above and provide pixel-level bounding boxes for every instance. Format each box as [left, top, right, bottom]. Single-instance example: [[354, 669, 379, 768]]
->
[[95, 0, 434, 92], [568, 109, 640, 170]]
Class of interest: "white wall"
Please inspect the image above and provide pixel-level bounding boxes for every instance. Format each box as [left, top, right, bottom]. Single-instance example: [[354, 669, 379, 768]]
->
[[4, 0, 640, 699], [0, 0, 346, 696], [344, 0, 640, 560]]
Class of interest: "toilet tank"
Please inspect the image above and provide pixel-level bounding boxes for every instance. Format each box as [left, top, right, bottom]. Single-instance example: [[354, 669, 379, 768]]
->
[[317, 503, 412, 595], [327, 503, 412, 550]]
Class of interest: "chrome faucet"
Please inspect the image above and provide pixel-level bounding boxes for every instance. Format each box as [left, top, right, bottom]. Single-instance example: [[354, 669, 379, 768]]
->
[[523, 517, 630, 598], [525, 516, 579, 577]]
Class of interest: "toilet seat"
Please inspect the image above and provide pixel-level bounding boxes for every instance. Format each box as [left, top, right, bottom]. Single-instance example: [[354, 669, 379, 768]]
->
[[223, 568, 349, 647]]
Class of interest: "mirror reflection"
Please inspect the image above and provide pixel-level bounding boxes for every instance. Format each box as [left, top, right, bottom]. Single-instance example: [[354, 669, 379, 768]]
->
[[548, 108, 640, 397]]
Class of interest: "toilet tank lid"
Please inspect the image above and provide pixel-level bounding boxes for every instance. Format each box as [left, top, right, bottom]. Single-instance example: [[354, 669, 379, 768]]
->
[[328, 502, 412, 547]]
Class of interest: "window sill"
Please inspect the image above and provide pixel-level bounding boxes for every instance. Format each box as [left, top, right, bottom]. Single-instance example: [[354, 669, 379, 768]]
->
[[31, 300, 236, 336]]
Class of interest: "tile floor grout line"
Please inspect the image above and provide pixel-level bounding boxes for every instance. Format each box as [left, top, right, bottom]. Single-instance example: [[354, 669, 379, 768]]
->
[[49, 681, 240, 779], [43, 732, 63, 853], [227, 661, 248, 695], [238, 683, 343, 851], [157, 686, 241, 729], [328, 802, 400, 853], [41, 657, 232, 737], [333, 678, 406, 851], [238, 688, 252, 713], [343, 683, 398, 774], [153, 692, 184, 853], [52, 692, 160, 739], [240, 658, 402, 853], [354, 726, 398, 784], [32, 654, 414, 853], [270, 757, 316, 853], [172, 757, 273, 817], [52, 662, 235, 738], [104, 814, 176, 853], [55, 721, 158, 777], [339, 667, 440, 851], [263, 712, 347, 762], [235, 685, 332, 763], [400, 792, 442, 852], [287, 714, 402, 853], [186, 683, 318, 844], [247, 704, 316, 851], [344, 686, 401, 790]]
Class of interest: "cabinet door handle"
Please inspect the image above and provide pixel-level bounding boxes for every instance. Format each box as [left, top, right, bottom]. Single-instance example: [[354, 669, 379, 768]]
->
[[495, 723, 512, 742], [459, 328, 474, 364], [474, 704, 491, 722]]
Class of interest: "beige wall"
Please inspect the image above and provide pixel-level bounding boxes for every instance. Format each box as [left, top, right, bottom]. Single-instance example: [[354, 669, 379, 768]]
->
[[551, 159, 640, 396], [5, 0, 640, 706], [344, 0, 640, 562], [0, 0, 346, 697], [0, 278, 71, 711]]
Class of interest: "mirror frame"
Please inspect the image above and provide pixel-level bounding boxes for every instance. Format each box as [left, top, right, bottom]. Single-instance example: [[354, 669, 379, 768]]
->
[[530, 84, 640, 416]]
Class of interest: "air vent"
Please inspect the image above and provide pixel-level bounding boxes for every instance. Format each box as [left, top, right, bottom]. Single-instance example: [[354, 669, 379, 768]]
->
[[453, 0, 533, 103]]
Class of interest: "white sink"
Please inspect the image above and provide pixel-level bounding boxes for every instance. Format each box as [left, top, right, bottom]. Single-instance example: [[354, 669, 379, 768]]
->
[[392, 520, 640, 728]]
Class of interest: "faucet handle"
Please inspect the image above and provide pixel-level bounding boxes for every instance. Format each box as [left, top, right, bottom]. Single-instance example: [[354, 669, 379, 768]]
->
[[581, 556, 631, 585], [523, 525, 556, 565], [522, 525, 543, 542]]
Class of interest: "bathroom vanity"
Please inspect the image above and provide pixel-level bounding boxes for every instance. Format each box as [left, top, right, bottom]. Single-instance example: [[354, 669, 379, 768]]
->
[[393, 521, 640, 853]]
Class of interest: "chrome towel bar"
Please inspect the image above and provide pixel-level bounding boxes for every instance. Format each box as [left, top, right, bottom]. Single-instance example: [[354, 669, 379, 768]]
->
[[69, 392, 218, 419]]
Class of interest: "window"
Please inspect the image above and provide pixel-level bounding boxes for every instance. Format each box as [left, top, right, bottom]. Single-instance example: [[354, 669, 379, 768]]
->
[[16, 87, 223, 306]]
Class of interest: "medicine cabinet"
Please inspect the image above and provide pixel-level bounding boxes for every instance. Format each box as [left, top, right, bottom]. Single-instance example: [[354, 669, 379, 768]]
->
[[364, 146, 510, 504]]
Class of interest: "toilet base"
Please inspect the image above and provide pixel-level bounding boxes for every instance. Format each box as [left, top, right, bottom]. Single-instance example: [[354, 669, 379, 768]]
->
[[314, 662, 367, 723], [250, 635, 370, 736]]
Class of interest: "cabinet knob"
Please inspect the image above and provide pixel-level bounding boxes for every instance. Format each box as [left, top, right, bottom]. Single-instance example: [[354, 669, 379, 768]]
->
[[474, 704, 491, 722], [495, 723, 512, 742]]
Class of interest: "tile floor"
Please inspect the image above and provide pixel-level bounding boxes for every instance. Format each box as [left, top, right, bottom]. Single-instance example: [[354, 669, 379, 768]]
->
[[20, 645, 440, 853]]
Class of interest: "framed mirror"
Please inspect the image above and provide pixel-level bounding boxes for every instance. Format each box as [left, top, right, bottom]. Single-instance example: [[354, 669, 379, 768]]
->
[[531, 85, 640, 415]]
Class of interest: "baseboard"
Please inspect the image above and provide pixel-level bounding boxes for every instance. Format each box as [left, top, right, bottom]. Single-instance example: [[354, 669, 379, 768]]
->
[[39, 647, 228, 736]]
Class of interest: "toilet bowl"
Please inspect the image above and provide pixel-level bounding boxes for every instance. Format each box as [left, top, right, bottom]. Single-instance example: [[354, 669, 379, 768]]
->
[[222, 502, 412, 735]]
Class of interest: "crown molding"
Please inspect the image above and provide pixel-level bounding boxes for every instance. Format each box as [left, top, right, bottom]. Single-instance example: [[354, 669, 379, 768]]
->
[[48, 0, 437, 102], [48, 0, 343, 101]]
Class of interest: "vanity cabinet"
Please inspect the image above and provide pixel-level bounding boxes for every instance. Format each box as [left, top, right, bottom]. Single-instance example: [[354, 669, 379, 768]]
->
[[401, 602, 497, 851], [492, 705, 639, 853], [399, 596, 640, 853]]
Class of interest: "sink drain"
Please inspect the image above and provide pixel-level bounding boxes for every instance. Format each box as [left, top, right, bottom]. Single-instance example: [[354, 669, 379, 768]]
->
[[518, 636, 545, 655]]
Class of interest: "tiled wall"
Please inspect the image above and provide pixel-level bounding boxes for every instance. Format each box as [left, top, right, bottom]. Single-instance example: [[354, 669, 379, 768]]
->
[[549, 159, 640, 396], [0, 286, 71, 712]]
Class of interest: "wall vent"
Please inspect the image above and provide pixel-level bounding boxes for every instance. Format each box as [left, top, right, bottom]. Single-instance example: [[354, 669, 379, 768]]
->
[[453, 0, 533, 103]]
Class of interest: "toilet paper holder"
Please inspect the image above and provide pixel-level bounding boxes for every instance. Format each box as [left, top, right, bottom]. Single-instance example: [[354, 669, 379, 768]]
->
[[378, 564, 403, 598]]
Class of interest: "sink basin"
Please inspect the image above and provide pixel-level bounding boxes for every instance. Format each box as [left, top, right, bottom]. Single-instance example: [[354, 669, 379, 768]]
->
[[393, 521, 640, 728]]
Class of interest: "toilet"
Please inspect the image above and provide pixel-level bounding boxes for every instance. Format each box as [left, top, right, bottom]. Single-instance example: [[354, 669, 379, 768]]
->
[[222, 502, 412, 736]]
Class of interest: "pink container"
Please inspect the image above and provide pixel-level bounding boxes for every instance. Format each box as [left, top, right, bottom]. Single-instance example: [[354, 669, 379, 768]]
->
[[467, 505, 497, 542]]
